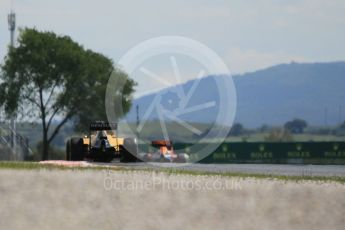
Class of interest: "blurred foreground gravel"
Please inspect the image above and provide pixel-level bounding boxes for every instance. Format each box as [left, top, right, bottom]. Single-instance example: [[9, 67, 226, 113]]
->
[[0, 169, 344, 230]]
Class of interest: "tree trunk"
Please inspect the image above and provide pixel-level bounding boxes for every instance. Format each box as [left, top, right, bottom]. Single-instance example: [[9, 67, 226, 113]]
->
[[39, 88, 49, 161], [42, 130, 49, 160]]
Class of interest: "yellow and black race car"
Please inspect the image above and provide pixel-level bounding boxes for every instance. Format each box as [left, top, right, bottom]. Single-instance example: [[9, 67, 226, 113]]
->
[[66, 121, 138, 162]]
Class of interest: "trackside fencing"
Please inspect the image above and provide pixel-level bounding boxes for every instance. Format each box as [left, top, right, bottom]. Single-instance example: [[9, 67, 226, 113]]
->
[[0, 123, 31, 161]]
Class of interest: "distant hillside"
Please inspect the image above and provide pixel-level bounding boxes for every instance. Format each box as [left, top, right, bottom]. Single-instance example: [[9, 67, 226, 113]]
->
[[125, 61, 345, 128]]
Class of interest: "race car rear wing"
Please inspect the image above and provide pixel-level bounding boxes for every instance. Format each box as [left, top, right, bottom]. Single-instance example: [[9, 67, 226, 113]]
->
[[89, 122, 117, 131]]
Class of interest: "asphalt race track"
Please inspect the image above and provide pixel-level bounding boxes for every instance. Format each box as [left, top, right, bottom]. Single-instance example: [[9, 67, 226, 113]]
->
[[92, 162, 345, 177]]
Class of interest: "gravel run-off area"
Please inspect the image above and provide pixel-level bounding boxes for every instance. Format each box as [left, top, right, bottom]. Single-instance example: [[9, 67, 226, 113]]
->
[[0, 169, 344, 230]]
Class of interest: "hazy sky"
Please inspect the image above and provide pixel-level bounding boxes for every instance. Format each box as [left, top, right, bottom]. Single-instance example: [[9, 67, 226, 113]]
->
[[1, 0, 345, 96]]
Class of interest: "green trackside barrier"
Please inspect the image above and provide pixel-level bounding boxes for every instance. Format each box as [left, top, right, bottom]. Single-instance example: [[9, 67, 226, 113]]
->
[[139, 142, 345, 164], [201, 142, 345, 164]]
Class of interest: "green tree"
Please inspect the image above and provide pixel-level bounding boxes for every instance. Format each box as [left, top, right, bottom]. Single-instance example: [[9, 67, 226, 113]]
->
[[0, 28, 135, 160], [340, 121, 345, 130], [284, 118, 308, 134], [229, 123, 244, 136]]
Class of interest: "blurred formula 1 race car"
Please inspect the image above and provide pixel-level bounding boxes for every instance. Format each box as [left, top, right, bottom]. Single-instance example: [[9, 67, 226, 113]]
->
[[140, 140, 189, 163], [66, 121, 138, 162]]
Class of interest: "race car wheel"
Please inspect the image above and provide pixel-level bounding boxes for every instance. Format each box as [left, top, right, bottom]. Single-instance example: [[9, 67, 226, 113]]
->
[[120, 138, 138, 162], [69, 137, 84, 161]]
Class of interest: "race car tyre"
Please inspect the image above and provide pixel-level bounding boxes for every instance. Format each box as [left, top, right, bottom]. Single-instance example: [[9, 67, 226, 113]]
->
[[120, 138, 138, 162], [69, 137, 84, 161], [175, 153, 188, 163]]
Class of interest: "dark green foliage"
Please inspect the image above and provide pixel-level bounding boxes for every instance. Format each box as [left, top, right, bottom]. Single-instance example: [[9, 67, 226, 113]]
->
[[284, 118, 308, 134], [0, 28, 135, 160], [228, 123, 244, 136]]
